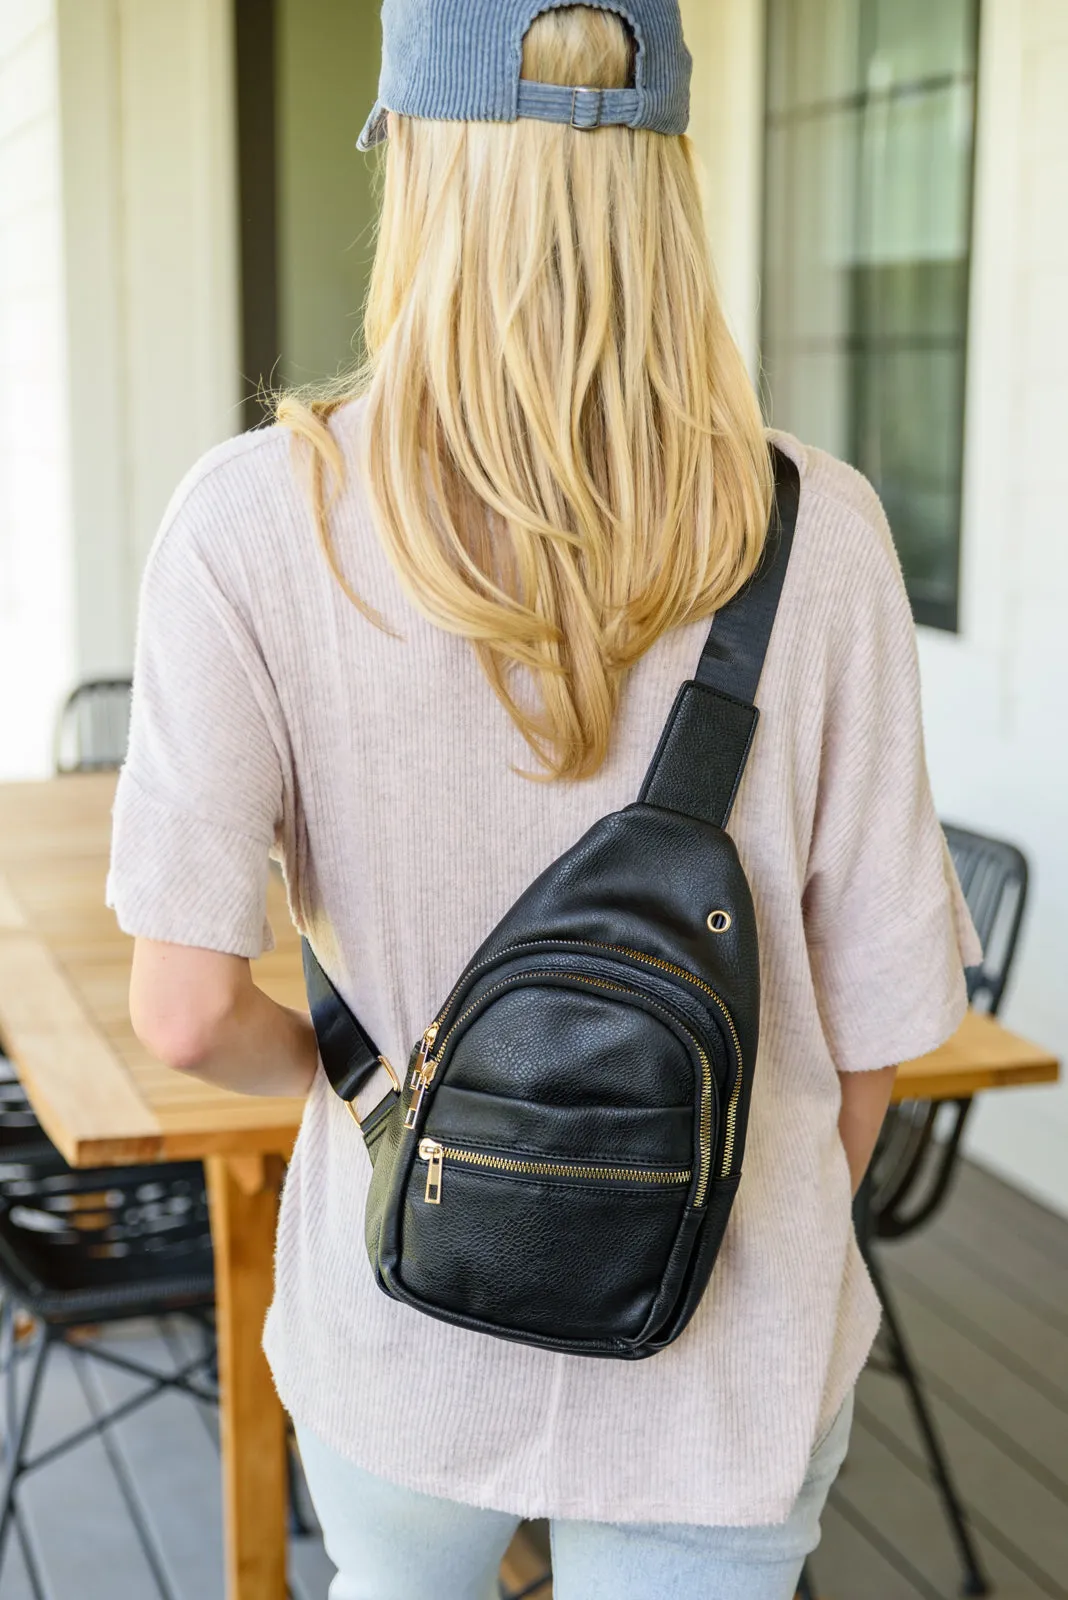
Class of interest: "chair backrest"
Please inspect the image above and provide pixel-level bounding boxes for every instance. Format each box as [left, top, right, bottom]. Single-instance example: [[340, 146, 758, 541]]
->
[[0, 1153, 214, 1320], [54, 678, 133, 774], [942, 823, 1029, 1016], [867, 824, 1030, 1242]]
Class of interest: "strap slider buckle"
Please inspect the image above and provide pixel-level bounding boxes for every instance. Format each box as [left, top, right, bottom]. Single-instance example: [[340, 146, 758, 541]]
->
[[570, 87, 604, 130], [345, 1055, 401, 1129]]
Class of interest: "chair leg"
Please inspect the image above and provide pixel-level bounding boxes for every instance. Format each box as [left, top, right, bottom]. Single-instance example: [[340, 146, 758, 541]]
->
[[865, 1246, 990, 1597], [0, 1328, 50, 1583]]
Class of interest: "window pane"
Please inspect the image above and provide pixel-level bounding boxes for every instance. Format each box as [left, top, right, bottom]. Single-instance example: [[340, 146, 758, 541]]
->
[[762, 0, 979, 630]]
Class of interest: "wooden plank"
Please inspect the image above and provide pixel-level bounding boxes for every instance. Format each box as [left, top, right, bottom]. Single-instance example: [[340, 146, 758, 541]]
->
[[894, 1011, 1059, 1103], [0, 872, 27, 930], [951, 1159, 1068, 1272], [0, 932, 159, 1165], [16, 1341, 170, 1600], [0, 1526, 39, 1600], [500, 1526, 552, 1597], [206, 1154, 288, 1600], [84, 1326, 227, 1599], [836, 1384, 1044, 1599], [857, 1377, 1068, 1595], [815, 1496, 930, 1600], [889, 1236, 1068, 1408], [882, 1273, 1068, 1495], [931, 1222, 1068, 1330]]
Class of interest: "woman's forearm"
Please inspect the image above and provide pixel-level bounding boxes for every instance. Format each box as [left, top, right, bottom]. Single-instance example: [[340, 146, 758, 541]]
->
[[130, 939, 319, 1098], [183, 984, 319, 1097], [837, 1064, 898, 1195]]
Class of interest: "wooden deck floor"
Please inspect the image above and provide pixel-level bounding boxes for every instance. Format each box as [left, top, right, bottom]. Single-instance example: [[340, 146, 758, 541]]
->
[[4, 1158, 1066, 1599]]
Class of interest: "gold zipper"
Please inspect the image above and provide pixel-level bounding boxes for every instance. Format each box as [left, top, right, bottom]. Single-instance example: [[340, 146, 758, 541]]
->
[[417, 1138, 691, 1207], [606, 945, 744, 1181], [403, 1021, 440, 1130], [415, 974, 715, 1204], [408, 942, 744, 1188]]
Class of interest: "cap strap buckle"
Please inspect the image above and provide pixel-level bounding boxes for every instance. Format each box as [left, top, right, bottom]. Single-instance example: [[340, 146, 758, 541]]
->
[[570, 86, 605, 131]]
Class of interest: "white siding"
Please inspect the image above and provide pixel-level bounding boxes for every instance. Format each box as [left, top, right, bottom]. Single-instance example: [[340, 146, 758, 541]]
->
[[921, 0, 1068, 1214], [0, 0, 74, 779], [0, 0, 240, 780], [56, 0, 242, 680], [680, 0, 766, 376]]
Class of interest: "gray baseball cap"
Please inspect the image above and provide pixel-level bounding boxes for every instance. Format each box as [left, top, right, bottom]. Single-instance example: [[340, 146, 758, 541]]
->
[[357, 0, 692, 151]]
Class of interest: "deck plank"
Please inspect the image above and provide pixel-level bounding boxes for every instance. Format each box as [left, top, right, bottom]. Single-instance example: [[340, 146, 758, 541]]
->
[[816, 1495, 932, 1599], [14, 1341, 170, 1600], [884, 1275, 1068, 1494], [889, 1241, 1068, 1408], [83, 1327, 227, 1600], [9, 1160, 1068, 1598], [858, 1378, 1068, 1597]]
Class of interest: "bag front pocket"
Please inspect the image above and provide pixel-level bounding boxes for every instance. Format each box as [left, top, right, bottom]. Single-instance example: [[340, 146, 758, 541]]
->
[[416, 1138, 692, 1206], [397, 1108, 694, 1343]]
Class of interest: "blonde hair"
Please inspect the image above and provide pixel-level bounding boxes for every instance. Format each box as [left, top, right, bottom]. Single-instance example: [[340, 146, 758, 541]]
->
[[279, 5, 773, 780]]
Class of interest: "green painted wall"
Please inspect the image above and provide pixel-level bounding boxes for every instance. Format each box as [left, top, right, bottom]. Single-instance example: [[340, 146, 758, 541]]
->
[[276, 0, 382, 385]]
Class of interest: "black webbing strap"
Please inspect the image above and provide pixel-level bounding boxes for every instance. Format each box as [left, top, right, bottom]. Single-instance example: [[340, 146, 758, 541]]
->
[[638, 446, 800, 829], [303, 937, 384, 1103]]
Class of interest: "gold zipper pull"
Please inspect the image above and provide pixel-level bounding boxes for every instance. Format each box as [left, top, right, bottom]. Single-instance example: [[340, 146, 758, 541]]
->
[[419, 1139, 444, 1205], [404, 1022, 441, 1129], [410, 1021, 440, 1089], [404, 1081, 426, 1131]]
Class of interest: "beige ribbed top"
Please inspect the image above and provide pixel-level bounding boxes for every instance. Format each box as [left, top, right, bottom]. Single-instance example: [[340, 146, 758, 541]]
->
[[107, 406, 979, 1527]]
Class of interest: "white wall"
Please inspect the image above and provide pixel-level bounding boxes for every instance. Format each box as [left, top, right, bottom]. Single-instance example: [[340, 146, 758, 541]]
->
[[0, 0, 241, 780], [0, 0, 74, 779], [680, 0, 766, 376], [918, 0, 1068, 1215], [57, 0, 242, 674]]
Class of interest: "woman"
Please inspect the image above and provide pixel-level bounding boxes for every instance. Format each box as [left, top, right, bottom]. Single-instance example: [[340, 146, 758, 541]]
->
[[108, 3, 979, 1596]]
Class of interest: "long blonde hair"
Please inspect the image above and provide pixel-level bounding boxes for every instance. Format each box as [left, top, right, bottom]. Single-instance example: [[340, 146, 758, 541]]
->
[[279, 5, 773, 780]]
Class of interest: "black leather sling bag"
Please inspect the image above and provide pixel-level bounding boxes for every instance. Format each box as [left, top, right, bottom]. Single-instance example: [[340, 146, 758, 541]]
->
[[303, 447, 800, 1358]]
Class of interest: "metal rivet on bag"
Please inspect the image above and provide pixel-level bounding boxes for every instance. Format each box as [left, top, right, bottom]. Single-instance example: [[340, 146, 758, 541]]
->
[[706, 910, 732, 934]]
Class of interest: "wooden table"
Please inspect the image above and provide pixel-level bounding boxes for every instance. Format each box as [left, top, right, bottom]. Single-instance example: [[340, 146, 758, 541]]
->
[[0, 773, 1059, 1599]]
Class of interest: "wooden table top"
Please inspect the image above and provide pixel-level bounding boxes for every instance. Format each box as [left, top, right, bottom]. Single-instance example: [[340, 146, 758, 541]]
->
[[0, 774, 1058, 1168], [0, 774, 305, 1165]]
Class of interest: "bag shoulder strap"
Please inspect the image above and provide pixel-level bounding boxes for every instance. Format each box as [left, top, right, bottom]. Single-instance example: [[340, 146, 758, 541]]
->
[[638, 445, 800, 829], [303, 937, 384, 1103], [305, 444, 800, 1102]]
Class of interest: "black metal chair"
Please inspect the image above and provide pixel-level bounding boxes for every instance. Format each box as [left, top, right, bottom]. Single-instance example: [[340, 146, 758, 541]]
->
[[0, 1151, 217, 1596], [805, 824, 1029, 1600], [53, 678, 133, 775]]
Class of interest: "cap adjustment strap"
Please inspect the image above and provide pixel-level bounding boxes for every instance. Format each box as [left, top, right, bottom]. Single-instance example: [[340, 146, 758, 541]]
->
[[515, 80, 641, 132]]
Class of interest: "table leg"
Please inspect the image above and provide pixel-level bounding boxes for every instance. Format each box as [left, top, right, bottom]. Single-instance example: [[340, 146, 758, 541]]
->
[[206, 1154, 288, 1600]]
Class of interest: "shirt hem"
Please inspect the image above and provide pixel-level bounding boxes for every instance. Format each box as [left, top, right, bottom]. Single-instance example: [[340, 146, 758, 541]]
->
[[263, 1296, 882, 1529]]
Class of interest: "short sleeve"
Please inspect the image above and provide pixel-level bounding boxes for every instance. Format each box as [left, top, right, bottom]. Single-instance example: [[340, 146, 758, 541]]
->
[[106, 468, 285, 959], [802, 489, 982, 1073]]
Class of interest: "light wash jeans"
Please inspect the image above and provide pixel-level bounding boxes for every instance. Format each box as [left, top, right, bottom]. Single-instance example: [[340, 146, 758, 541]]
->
[[296, 1391, 853, 1600]]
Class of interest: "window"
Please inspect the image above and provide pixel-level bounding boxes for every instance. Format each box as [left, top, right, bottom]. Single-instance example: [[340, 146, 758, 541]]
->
[[762, 0, 980, 630]]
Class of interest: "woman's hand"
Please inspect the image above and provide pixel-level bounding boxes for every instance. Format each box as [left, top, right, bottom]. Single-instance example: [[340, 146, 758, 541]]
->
[[129, 939, 319, 1098], [837, 1064, 898, 1196]]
